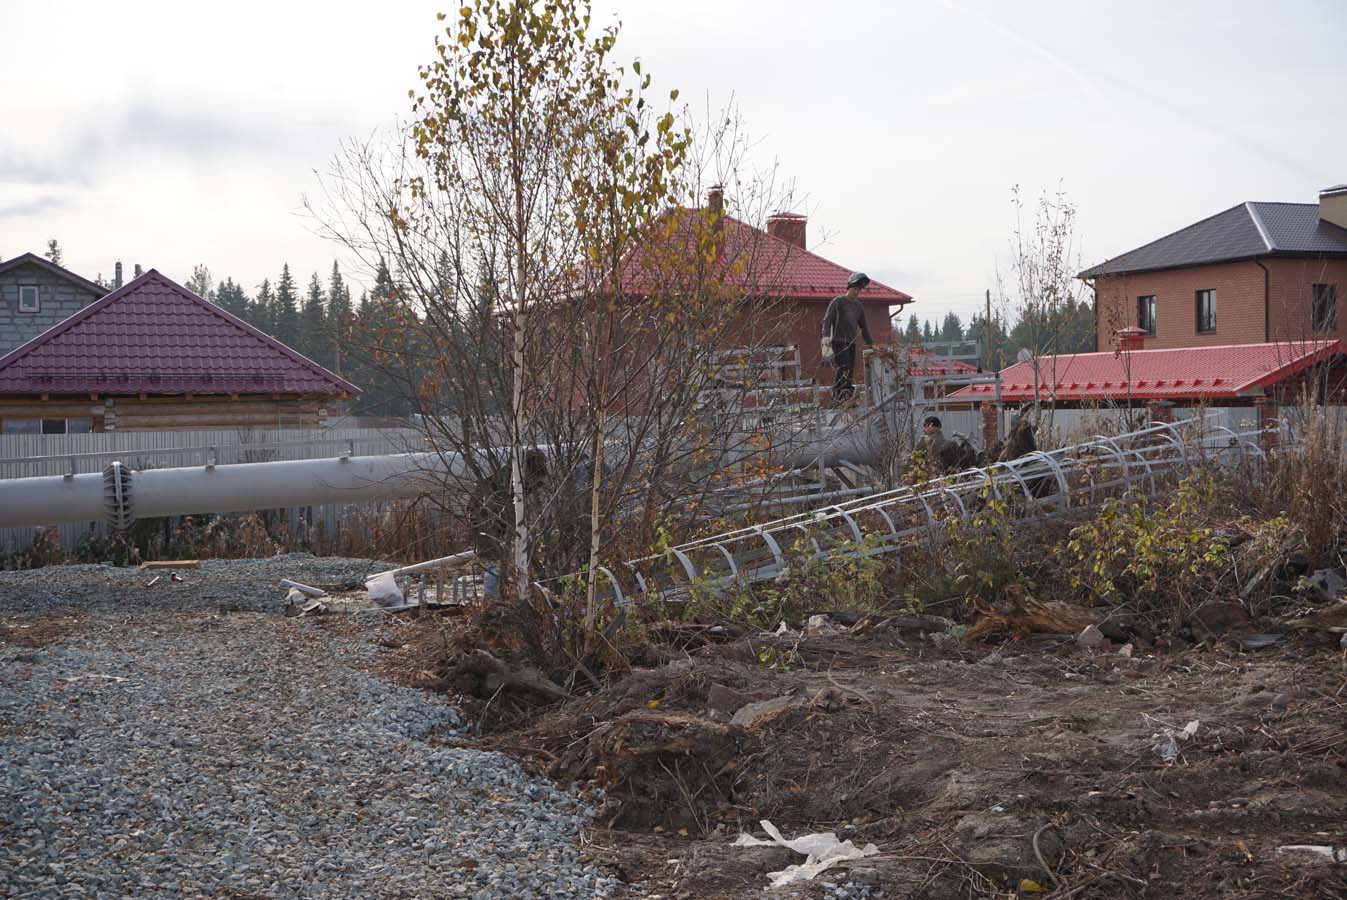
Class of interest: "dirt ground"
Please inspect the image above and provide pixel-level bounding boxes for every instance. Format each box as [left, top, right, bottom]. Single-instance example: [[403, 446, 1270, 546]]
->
[[372, 615, 1347, 898]]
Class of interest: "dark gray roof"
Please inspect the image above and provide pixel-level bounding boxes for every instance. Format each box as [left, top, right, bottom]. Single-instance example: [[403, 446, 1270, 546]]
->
[[0, 252, 107, 297], [1079, 202, 1347, 278]]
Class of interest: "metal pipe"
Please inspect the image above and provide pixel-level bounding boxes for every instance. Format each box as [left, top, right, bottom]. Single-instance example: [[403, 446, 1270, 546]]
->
[[0, 415, 890, 530], [0, 452, 463, 529]]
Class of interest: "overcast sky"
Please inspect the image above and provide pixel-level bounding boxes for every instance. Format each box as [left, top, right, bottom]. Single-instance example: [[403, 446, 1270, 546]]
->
[[2, 0, 1344, 324]]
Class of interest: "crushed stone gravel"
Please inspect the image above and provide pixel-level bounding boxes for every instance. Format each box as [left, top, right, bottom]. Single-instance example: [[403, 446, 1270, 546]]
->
[[0, 555, 629, 898]]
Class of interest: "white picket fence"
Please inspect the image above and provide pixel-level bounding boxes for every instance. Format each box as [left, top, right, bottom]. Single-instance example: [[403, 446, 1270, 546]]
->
[[0, 428, 428, 554]]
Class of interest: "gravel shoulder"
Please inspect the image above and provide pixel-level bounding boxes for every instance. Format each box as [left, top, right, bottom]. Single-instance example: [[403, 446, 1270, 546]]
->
[[0, 555, 627, 899]]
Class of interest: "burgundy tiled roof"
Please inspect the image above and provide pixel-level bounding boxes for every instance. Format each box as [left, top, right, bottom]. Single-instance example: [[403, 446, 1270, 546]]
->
[[0, 270, 359, 397], [620, 209, 912, 304], [947, 341, 1340, 402]]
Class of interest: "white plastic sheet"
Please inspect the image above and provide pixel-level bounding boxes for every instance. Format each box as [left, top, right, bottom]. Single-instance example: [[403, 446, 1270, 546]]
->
[[734, 819, 879, 887]]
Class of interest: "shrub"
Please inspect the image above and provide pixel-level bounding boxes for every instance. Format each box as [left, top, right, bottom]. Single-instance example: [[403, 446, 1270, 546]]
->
[[1060, 474, 1230, 627]]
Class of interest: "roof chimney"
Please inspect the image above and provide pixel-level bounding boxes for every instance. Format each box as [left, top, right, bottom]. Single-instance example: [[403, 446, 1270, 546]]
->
[[1116, 326, 1147, 352], [706, 184, 724, 215], [134, 264, 143, 279], [1320, 184, 1347, 230], [114, 261, 123, 288], [766, 212, 807, 250]]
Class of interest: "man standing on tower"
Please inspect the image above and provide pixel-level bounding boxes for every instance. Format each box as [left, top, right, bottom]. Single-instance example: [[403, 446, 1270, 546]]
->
[[822, 271, 875, 403]]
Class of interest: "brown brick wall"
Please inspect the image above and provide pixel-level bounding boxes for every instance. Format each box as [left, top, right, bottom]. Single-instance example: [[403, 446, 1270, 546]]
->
[[1265, 258, 1347, 343], [1093, 261, 1268, 350], [1094, 257, 1347, 351]]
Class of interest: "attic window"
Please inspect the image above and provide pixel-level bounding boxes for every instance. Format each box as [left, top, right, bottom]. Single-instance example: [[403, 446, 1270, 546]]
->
[[18, 284, 39, 313]]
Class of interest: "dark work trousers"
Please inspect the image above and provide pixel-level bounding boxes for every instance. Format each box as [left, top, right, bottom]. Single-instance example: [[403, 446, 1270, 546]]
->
[[831, 339, 857, 403]]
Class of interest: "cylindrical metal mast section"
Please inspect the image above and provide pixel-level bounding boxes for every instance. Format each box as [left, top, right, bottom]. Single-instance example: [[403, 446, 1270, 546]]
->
[[0, 419, 883, 531], [0, 452, 466, 529]]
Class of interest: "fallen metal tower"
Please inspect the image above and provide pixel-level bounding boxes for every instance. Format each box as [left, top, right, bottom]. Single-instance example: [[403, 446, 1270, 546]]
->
[[543, 417, 1271, 608]]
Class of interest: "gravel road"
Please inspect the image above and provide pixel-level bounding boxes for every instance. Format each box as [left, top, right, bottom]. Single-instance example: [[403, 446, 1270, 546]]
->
[[0, 555, 628, 898]]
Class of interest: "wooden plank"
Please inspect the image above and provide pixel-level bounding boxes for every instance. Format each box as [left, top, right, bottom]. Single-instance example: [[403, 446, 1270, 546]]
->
[[139, 560, 201, 570]]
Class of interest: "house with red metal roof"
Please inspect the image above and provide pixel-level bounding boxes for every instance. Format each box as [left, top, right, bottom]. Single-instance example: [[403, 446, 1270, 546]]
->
[[948, 331, 1344, 409], [0, 269, 358, 433], [621, 187, 912, 395], [1081, 185, 1347, 352]]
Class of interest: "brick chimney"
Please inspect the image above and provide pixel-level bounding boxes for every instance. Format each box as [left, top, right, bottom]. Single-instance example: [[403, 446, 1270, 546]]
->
[[1116, 326, 1147, 352], [766, 212, 807, 249], [1320, 184, 1347, 230], [706, 184, 724, 215], [114, 261, 123, 288], [134, 263, 143, 279]]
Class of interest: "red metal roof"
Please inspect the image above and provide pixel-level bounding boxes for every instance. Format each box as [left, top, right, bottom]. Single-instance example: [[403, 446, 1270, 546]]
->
[[947, 341, 1341, 402], [884, 347, 979, 377], [0, 270, 359, 397], [620, 208, 912, 304]]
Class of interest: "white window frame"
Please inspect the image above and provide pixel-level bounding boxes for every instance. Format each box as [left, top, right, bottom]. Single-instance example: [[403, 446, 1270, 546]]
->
[[18, 284, 40, 313]]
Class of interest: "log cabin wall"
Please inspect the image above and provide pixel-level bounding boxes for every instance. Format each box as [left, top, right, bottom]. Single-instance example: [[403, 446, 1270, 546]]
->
[[0, 395, 335, 432]]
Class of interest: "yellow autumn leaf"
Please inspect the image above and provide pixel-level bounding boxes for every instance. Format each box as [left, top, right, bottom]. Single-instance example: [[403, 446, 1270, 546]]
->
[[1018, 879, 1046, 893], [646, 699, 660, 709]]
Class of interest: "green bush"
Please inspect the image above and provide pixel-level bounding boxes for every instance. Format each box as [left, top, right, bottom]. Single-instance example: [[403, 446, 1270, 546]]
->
[[1060, 474, 1230, 626]]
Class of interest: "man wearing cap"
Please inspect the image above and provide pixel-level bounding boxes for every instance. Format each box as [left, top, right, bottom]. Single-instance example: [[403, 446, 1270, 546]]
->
[[822, 272, 875, 403]]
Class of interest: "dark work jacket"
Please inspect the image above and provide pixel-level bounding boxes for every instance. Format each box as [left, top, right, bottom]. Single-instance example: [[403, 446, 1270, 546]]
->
[[822, 295, 874, 346]]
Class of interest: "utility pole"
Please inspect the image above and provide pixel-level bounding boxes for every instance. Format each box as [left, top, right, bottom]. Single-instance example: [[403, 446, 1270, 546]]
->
[[985, 288, 994, 370]]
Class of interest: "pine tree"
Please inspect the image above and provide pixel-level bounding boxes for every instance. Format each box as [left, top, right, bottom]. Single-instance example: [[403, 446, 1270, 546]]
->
[[186, 264, 213, 301], [45, 239, 63, 266], [922, 320, 934, 342], [215, 278, 250, 320], [254, 279, 276, 334], [273, 264, 300, 348], [904, 313, 920, 342], [327, 261, 353, 375], [299, 273, 326, 362], [940, 311, 964, 343], [371, 258, 395, 302]]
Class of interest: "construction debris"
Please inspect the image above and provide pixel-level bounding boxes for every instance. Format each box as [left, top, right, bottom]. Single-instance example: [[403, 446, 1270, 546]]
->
[[1077, 624, 1106, 648], [1150, 719, 1200, 763], [1282, 600, 1347, 634], [733, 819, 879, 887], [729, 688, 842, 729], [279, 579, 327, 599], [1275, 845, 1346, 865], [139, 560, 200, 571], [363, 549, 476, 605]]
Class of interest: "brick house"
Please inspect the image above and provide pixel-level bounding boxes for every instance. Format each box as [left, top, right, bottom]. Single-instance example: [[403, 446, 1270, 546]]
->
[[1082, 185, 1347, 351], [621, 187, 913, 395], [0, 252, 108, 355], [0, 269, 358, 433]]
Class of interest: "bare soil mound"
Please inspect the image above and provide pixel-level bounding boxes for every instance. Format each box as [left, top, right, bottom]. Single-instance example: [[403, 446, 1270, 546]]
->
[[378, 614, 1347, 898]]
